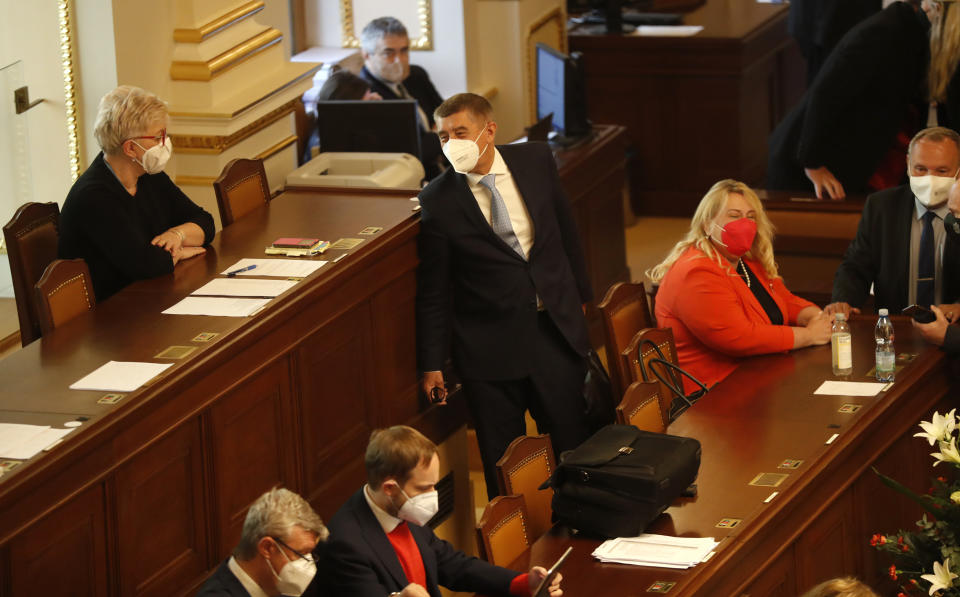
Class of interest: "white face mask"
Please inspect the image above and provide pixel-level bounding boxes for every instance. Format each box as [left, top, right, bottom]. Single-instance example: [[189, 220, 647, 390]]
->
[[133, 137, 172, 174], [266, 545, 316, 597], [396, 488, 439, 527], [378, 59, 404, 84], [910, 170, 958, 207], [442, 125, 489, 174]]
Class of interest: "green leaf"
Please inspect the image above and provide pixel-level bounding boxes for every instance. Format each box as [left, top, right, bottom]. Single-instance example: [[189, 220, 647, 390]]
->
[[872, 467, 941, 517]]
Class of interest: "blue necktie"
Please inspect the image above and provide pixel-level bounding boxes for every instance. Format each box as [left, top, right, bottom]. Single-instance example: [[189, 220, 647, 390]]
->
[[918, 210, 937, 307], [479, 174, 525, 259]]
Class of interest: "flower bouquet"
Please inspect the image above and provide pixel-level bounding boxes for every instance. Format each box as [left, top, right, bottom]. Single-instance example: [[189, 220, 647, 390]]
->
[[872, 409, 960, 596]]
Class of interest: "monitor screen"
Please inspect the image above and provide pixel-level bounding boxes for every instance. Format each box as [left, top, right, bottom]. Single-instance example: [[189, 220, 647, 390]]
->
[[537, 44, 567, 134], [316, 99, 422, 159]]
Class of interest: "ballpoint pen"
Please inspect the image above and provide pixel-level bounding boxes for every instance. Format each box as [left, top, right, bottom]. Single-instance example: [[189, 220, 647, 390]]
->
[[226, 264, 257, 277]]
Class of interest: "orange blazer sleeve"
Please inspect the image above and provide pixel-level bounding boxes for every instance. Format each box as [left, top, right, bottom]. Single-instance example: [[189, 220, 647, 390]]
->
[[672, 262, 796, 358]]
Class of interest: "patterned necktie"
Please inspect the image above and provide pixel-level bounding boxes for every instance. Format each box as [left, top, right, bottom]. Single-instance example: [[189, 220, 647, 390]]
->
[[918, 210, 937, 307], [479, 173, 525, 258]]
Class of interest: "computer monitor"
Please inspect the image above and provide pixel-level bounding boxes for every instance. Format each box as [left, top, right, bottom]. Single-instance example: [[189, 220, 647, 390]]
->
[[535, 44, 591, 142], [316, 99, 422, 160]]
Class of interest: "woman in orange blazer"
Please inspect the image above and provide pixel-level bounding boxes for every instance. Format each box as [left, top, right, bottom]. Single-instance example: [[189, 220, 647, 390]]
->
[[647, 180, 833, 393]]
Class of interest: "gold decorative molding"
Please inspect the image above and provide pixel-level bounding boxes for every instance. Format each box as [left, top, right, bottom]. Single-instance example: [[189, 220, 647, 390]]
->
[[58, 0, 81, 179], [339, 0, 433, 51], [170, 28, 282, 81], [170, 99, 298, 154], [254, 135, 297, 161], [173, 1, 265, 43], [526, 7, 567, 123], [168, 64, 320, 119], [175, 175, 217, 187]]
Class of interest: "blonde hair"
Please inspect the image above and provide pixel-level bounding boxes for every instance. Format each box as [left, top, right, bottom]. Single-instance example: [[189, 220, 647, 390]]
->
[[365, 425, 438, 489], [646, 179, 777, 284], [799, 577, 879, 597], [928, 0, 960, 103], [234, 487, 329, 560], [93, 85, 168, 155]]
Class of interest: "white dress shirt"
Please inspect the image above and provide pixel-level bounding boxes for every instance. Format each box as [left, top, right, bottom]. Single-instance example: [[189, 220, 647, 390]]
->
[[227, 555, 269, 597], [465, 149, 535, 258]]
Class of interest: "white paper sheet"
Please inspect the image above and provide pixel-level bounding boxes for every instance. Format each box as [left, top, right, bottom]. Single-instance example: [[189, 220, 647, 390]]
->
[[162, 297, 271, 317], [69, 361, 174, 392], [634, 25, 704, 37], [221, 258, 327, 278], [592, 534, 719, 569], [191, 278, 298, 298], [0, 424, 77, 459], [814, 381, 889, 397]]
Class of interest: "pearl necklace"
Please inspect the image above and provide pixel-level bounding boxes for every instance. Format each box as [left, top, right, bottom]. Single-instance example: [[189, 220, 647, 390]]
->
[[737, 259, 751, 288]]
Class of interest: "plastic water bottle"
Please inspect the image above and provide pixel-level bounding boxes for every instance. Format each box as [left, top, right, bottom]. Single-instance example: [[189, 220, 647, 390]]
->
[[831, 313, 853, 376], [875, 308, 895, 382]]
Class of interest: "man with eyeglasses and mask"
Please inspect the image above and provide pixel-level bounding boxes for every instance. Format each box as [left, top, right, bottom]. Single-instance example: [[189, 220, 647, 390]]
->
[[416, 93, 593, 502], [320, 425, 563, 596], [358, 16, 444, 178], [196, 487, 328, 597], [825, 127, 960, 319]]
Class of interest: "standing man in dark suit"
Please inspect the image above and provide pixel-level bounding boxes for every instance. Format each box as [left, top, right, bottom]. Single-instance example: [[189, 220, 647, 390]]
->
[[196, 487, 328, 597], [416, 93, 593, 499], [788, 0, 881, 84], [320, 425, 562, 596], [358, 17, 444, 179], [825, 127, 960, 317]]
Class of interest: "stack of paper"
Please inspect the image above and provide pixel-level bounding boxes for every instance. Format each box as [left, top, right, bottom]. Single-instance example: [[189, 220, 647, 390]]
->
[[220, 259, 327, 278], [69, 361, 173, 392], [592, 534, 719, 569], [0, 423, 76, 460]]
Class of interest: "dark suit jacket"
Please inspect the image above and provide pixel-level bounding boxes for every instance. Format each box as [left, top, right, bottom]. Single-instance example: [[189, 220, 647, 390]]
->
[[833, 184, 960, 313], [360, 65, 444, 179], [194, 559, 250, 597], [789, 0, 880, 80], [416, 142, 592, 381], [768, 2, 928, 194], [319, 489, 519, 597]]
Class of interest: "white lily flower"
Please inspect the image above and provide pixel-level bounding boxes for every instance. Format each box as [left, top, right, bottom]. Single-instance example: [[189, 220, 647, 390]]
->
[[916, 409, 958, 446], [933, 438, 960, 467], [922, 558, 958, 595]]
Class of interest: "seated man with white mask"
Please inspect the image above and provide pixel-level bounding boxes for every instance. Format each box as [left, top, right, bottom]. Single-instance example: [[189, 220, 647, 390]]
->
[[320, 425, 563, 597], [826, 127, 960, 317], [196, 487, 328, 597]]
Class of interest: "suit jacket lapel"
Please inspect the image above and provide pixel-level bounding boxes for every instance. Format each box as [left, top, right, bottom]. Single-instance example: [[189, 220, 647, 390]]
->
[[354, 493, 409, 589], [499, 146, 543, 259], [894, 189, 915, 308]]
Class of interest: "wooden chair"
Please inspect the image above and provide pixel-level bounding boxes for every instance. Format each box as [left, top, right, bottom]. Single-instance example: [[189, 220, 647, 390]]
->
[[2, 202, 61, 346], [598, 282, 655, 396], [213, 158, 271, 227], [622, 327, 677, 426], [616, 381, 666, 433], [34, 259, 96, 336], [475, 494, 530, 567], [496, 434, 556, 540]]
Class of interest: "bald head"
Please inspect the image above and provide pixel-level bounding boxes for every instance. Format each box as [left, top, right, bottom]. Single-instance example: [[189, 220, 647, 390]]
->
[[949, 180, 960, 217]]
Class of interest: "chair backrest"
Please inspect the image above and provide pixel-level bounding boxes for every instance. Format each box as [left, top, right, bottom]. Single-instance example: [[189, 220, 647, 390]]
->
[[2, 202, 61, 346], [622, 327, 677, 427], [616, 381, 666, 433], [213, 158, 270, 227], [34, 259, 96, 336], [495, 434, 556, 540], [598, 282, 654, 395], [475, 494, 530, 567]]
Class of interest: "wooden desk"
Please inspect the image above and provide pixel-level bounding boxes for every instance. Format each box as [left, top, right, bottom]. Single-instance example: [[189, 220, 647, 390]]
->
[[0, 191, 469, 596], [570, 1, 805, 217], [491, 317, 952, 596]]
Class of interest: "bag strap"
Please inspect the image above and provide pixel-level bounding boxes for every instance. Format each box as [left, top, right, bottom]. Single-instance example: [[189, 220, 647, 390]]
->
[[648, 357, 709, 421], [638, 338, 683, 394]]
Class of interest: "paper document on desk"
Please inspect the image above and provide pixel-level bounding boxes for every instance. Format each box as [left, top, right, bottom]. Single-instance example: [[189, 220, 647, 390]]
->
[[162, 297, 271, 317], [0, 423, 76, 460], [192, 278, 297, 298], [814, 381, 889, 397], [70, 361, 173, 392], [221, 258, 327, 278], [592, 534, 719, 568], [633, 25, 703, 37]]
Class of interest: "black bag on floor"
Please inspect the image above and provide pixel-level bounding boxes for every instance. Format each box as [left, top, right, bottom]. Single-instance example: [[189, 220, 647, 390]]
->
[[542, 424, 701, 538]]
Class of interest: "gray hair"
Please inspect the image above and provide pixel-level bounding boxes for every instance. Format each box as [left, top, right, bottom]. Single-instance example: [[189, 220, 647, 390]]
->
[[360, 17, 408, 55], [908, 126, 960, 158], [234, 487, 329, 560], [93, 85, 168, 155]]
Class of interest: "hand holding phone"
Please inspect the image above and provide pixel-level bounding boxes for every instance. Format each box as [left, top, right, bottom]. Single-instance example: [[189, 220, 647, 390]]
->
[[902, 304, 937, 324]]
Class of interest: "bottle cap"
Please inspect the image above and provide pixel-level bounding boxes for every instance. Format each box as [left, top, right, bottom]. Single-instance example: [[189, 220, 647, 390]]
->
[[836, 313, 846, 321], [878, 308, 888, 316]]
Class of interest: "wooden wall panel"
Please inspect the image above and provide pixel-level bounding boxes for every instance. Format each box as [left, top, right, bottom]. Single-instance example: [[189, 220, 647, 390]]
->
[[7, 484, 108, 596], [370, 272, 420, 425], [796, 490, 858, 592], [738, 544, 796, 597], [209, 357, 296, 558], [115, 418, 207, 597]]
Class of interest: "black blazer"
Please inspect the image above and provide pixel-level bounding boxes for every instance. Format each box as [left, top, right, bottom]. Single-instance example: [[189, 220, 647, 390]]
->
[[833, 184, 960, 313], [194, 559, 250, 597], [317, 489, 519, 597], [768, 2, 928, 193], [416, 142, 593, 380]]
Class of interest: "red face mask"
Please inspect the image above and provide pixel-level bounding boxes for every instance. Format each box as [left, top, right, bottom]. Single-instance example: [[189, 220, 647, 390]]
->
[[713, 218, 757, 257]]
